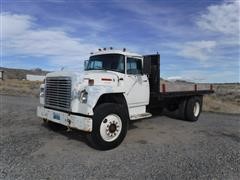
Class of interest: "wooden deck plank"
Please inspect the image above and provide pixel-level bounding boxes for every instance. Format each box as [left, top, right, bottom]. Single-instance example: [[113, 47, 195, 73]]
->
[[159, 81, 211, 93]]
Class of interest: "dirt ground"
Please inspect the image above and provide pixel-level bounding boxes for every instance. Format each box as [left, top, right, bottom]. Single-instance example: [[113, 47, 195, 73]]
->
[[0, 79, 41, 97], [0, 95, 239, 179]]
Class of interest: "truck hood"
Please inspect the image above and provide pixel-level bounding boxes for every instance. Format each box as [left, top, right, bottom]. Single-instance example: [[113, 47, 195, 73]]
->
[[46, 70, 84, 83], [84, 70, 120, 86], [46, 70, 121, 87]]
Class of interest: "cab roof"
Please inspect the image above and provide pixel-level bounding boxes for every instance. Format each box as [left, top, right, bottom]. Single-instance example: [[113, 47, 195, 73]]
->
[[90, 49, 142, 58]]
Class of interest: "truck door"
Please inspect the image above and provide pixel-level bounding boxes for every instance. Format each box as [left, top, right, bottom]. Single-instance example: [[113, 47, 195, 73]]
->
[[124, 57, 149, 106]]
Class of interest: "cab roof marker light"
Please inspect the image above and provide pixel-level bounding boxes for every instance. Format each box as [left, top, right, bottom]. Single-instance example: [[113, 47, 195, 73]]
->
[[98, 48, 102, 51]]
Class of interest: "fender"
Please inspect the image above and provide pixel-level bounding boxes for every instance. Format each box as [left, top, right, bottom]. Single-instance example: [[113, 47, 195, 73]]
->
[[85, 85, 125, 115]]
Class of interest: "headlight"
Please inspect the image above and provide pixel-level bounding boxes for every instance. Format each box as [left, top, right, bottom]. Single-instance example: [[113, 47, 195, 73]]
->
[[40, 84, 45, 97], [79, 90, 88, 103]]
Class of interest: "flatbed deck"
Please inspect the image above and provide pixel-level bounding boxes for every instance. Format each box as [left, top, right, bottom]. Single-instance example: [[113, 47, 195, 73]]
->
[[145, 54, 214, 99], [158, 81, 213, 97], [159, 81, 212, 93]]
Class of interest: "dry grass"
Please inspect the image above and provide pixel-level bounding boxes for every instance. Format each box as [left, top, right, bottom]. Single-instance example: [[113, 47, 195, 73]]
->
[[203, 84, 240, 114], [0, 79, 42, 97], [203, 95, 239, 114]]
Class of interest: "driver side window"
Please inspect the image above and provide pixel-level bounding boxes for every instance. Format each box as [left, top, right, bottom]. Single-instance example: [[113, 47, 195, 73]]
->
[[88, 60, 102, 69], [127, 58, 142, 75]]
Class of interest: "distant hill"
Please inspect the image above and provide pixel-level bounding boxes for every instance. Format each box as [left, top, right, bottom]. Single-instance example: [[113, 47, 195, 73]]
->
[[0, 67, 49, 80]]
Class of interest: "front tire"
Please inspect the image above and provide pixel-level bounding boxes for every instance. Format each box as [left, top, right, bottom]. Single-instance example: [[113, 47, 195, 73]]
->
[[87, 103, 129, 150]]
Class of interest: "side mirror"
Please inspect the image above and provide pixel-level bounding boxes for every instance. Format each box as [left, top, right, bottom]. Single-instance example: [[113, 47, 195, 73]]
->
[[143, 56, 151, 75], [84, 60, 89, 70]]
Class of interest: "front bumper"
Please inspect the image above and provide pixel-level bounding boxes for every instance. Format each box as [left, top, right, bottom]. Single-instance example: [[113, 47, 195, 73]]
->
[[37, 106, 92, 132]]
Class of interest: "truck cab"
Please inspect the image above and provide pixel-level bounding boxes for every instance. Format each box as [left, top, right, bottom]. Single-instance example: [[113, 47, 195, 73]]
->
[[37, 48, 213, 150], [37, 49, 152, 150], [84, 50, 150, 118]]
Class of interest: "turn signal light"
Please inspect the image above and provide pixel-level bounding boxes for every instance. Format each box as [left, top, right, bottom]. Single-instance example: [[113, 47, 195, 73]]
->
[[101, 78, 112, 81]]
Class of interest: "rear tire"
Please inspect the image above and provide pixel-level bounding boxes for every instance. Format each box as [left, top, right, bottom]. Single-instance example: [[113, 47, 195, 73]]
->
[[178, 99, 187, 120], [166, 104, 178, 112], [86, 103, 129, 150], [185, 96, 202, 122]]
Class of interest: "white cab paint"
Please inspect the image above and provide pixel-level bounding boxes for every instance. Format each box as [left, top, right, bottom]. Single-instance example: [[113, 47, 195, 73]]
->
[[37, 49, 152, 132], [124, 74, 149, 107]]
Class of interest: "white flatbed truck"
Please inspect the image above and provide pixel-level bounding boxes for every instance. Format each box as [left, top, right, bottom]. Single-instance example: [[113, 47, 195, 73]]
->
[[37, 48, 214, 150]]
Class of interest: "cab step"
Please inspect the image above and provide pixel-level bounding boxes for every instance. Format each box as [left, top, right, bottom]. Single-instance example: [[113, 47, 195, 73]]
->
[[130, 112, 152, 120]]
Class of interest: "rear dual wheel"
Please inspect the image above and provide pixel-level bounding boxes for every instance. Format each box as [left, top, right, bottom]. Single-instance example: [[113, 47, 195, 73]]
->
[[179, 96, 202, 122]]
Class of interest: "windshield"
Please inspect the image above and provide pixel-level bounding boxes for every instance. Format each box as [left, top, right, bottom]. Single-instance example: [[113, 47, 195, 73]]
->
[[86, 54, 125, 73]]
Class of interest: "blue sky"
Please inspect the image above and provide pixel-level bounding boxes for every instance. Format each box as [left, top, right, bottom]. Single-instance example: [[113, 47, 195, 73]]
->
[[1, 0, 240, 82]]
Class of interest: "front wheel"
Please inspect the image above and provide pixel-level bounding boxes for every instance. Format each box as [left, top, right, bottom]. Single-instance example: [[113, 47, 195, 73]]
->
[[87, 103, 129, 150]]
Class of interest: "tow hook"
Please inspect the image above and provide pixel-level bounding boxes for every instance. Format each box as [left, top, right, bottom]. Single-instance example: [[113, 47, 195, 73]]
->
[[67, 118, 72, 132]]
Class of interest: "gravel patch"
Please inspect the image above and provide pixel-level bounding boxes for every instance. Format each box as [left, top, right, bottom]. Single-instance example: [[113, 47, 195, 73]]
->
[[0, 95, 239, 179]]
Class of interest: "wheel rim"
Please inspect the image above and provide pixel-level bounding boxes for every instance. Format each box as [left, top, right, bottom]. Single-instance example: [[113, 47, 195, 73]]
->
[[193, 101, 200, 117], [100, 114, 122, 142]]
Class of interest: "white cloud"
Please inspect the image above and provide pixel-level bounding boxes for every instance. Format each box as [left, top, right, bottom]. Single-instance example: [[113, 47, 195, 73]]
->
[[2, 13, 33, 38], [178, 40, 216, 61], [167, 76, 184, 81], [114, 0, 187, 36], [196, 0, 240, 35], [177, 1, 240, 64], [177, 1, 239, 65], [115, 0, 171, 17], [165, 69, 239, 83], [48, 15, 108, 33], [179, 69, 239, 83], [1, 12, 99, 69]]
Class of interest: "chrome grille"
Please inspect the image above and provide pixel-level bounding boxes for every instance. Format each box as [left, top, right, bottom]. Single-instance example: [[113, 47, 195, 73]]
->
[[45, 77, 72, 111]]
